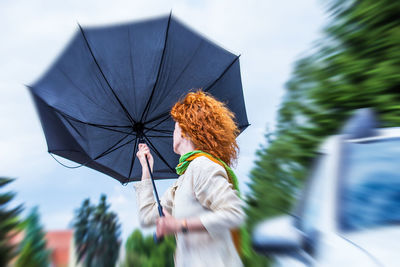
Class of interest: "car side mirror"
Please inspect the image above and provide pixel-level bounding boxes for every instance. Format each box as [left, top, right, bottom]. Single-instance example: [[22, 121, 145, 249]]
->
[[252, 215, 303, 256]]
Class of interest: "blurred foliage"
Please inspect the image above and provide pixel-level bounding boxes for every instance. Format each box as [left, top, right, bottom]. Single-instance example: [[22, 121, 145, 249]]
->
[[121, 227, 269, 266], [15, 207, 50, 267], [240, 226, 271, 266], [245, 0, 400, 264], [120, 229, 175, 267], [72, 194, 121, 267], [0, 177, 23, 266]]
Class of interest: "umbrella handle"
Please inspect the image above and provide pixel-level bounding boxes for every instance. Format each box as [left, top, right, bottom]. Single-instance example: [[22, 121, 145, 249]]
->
[[154, 232, 164, 244]]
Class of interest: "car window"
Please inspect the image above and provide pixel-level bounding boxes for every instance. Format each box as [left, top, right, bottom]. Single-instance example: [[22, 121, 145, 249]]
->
[[339, 138, 400, 231]]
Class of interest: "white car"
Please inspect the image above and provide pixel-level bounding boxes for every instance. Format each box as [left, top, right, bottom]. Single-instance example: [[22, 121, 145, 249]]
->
[[252, 109, 400, 267]]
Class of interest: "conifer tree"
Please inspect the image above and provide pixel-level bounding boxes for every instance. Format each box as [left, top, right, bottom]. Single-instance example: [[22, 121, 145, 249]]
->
[[15, 207, 51, 267], [0, 177, 23, 266]]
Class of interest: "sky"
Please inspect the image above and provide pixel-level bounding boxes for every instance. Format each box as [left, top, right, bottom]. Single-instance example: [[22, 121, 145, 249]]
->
[[0, 0, 327, 242]]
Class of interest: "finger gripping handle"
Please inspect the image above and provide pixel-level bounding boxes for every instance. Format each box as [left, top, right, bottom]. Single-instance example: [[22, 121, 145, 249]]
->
[[154, 232, 164, 244]]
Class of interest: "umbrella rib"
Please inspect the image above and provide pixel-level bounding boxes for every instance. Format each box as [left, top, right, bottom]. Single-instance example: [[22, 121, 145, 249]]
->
[[143, 134, 176, 173], [57, 110, 134, 135], [204, 55, 241, 92], [143, 39, 241, 126], [144, 53, 239, 125], [143, 115, 171, 134], [78, 24, 137, 126], [127, 27, 137, 110], [168, 40, 203, 91], [144, 128, 173, 135], [148, 40, 204, 112], [59, 112, 86, 140], [28, 87, 130, 131], [57, 68, 118, 119], [93, 130, 134, 160], [144, 111, 170, 125], [94, 135, 137, 161], [61, 111, 129, 127], [139, 12, 172, 123], [146, 135, 173, 138], [128, 137, 139, 178]]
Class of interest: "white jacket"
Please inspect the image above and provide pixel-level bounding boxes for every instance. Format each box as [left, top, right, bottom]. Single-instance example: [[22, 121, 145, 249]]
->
[[134, 156, 245, 267]]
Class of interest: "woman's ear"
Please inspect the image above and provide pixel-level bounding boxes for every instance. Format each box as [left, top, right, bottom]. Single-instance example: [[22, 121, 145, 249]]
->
[[181, 131, 189, 139]]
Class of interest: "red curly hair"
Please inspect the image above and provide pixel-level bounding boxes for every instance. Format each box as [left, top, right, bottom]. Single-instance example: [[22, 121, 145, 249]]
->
[[170, 90, 239, 166]]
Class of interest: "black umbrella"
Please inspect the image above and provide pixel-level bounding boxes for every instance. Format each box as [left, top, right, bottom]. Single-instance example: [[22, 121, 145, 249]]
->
[[28, 14, 249, 217]]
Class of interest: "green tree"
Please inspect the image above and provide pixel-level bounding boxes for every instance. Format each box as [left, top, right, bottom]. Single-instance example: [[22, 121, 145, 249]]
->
[[73, 198, 94, 265], [15, 207, 51, 267], [121, 229, 175, 267], [245, 0, 400, 264], [72, 194, 121, 267], [0, 177, 23, 266]]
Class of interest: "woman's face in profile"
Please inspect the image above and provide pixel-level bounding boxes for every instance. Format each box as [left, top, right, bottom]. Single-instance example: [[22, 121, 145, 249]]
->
[[173, 122, 183, 154]]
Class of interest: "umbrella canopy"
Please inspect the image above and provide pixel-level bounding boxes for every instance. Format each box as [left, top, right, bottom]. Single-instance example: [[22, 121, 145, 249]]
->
[[28, 14, 249, 184]]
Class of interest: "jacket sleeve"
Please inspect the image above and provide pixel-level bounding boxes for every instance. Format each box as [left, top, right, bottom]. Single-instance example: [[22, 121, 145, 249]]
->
[[133, 179, 176, 227], [192, 158, 245, 239]]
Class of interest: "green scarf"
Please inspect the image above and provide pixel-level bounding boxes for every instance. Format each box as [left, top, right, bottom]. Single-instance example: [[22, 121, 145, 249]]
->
[[175, 150, 240, 196]]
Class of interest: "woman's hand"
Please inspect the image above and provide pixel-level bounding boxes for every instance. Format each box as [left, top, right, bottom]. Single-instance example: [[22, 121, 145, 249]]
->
[[156, 208, 181, 237], [136, 143, 154, 179]]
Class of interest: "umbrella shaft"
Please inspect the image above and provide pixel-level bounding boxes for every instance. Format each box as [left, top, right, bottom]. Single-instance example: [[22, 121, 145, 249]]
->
[[146, 156, 164, 217]]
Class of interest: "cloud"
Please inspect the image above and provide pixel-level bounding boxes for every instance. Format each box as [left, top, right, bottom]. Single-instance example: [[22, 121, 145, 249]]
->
[[43, 210, 74, 230]]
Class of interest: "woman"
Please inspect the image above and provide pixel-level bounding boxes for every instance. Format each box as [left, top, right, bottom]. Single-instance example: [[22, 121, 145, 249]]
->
[[134, 90, 245, 267]]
